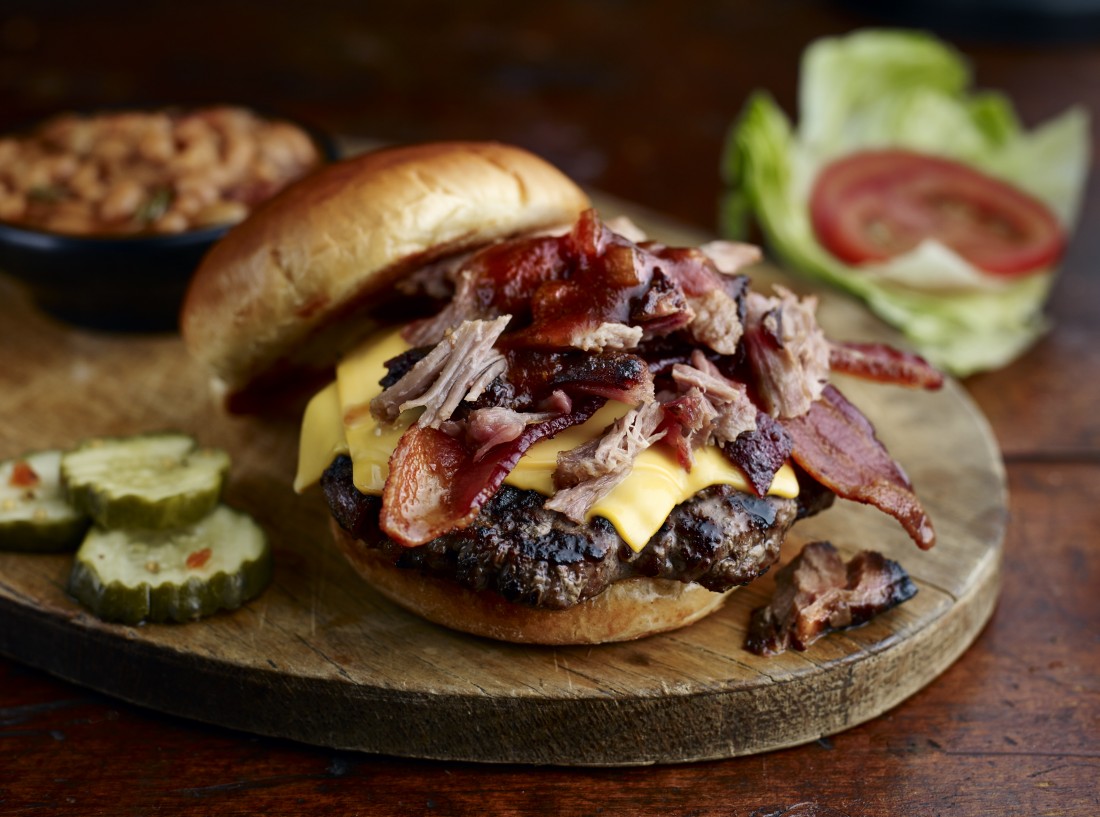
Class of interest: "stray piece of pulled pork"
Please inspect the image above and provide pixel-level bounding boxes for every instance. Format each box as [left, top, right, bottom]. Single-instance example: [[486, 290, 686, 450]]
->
[[745, 540, 917, 655]]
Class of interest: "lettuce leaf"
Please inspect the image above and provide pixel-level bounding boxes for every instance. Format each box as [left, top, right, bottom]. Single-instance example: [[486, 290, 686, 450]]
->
[[722, 29, 1090, 376]]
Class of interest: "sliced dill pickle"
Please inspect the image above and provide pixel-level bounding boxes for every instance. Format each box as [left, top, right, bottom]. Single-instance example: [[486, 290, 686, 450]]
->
[[0, 450, 91, 552], [68, 504, 272, 624], [61, 433, 230, 530]]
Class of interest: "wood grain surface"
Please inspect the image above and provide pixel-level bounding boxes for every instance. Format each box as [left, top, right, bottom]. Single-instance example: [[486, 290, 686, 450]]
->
[[0, 200, 1004, 765], [1, 1, 1097, 813]]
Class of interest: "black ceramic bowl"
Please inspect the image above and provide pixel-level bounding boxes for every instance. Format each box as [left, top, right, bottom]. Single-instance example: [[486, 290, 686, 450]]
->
[[0, 221, 230, 332], [0, 110, 339, 333]]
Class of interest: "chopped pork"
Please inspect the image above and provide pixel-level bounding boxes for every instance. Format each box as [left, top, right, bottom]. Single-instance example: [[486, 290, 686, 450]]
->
[[372, 316, 510, 428], [744, 285, 830, 419], [544, 401, 666, 522], [671, 351, 757, 444], [568, 321, 644, 352], [698, 240, 762, 276], [686, 288, 743, 355]]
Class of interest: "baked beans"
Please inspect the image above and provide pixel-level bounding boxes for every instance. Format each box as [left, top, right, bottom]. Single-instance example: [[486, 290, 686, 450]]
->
[[0, 106, 324, 236]]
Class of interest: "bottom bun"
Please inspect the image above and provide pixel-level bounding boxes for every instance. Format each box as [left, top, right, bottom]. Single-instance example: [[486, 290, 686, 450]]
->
[[330, 519, 735, 645]]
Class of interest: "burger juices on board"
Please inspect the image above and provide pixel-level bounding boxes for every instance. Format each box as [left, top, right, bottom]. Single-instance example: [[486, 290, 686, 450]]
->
[[182, 141, 941, 645]]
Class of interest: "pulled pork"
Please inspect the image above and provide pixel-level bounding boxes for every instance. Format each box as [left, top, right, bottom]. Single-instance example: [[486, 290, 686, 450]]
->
[[372, 316, 510, 428], [686, 288, 743, 355], [745, 286, 830, 419], [545, 401, 666, 522], [671, 351, 758, 445]]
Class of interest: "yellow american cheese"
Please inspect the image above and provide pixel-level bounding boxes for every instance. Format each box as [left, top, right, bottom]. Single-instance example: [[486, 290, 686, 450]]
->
[[294, 328, 799, 551], [293, 381, 348, 494]]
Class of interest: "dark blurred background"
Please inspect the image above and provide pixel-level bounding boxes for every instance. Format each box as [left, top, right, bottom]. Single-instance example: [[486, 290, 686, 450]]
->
[[1, 0, 1097, 232]]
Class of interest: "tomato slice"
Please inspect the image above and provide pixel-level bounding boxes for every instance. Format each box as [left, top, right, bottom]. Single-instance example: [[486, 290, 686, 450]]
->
[[809, 150, 1065, 278]]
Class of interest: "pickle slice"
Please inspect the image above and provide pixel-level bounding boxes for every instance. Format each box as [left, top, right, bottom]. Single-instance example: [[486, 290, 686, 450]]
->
[[0, 450, 91, 552], [61, 433, 230, 530], [68, 504, 272, 624]]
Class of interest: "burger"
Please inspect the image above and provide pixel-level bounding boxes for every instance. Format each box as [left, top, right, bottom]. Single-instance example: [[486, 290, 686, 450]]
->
[[181, 141, 941, 645]]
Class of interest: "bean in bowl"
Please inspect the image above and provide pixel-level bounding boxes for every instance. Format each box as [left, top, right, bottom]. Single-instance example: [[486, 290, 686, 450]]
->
[[0, 106, 335, 331], [0, 106, 324, 236]]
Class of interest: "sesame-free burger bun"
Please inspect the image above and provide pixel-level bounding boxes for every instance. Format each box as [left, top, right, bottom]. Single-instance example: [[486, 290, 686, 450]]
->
[[329, 520, 735, 645], [180, 141, 591, 412]]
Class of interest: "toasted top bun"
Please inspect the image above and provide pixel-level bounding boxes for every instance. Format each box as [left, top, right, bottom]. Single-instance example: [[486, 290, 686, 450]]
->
[[330, 520, 734, 645], [180, 141, 591, 412]]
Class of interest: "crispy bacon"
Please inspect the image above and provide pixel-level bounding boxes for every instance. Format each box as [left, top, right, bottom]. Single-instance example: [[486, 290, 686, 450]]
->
[[506, 214, 652, 349], [723, 412, 793, 498], [381, 425, 476, 546], [512, 212, 751, 353], [505, 348, 654, 408], [782, 385, 936, 549], [829, 342, 944, 390], [745, 540, 918, 655], [381, 398, 603, 546], [645, 245, 745, 298], [403, 235, 568, 346]]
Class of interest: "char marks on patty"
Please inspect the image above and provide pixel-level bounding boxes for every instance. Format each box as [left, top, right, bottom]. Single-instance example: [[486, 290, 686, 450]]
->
[[321, 454, 829, 609]]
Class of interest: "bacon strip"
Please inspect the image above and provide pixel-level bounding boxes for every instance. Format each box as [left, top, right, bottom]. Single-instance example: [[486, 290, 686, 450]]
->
[[781, 385, 935, 549], [506, 349, 654, 408], [380, 426, 476, 546], [723, 412, 793, 498], [380, 399, 603, 546], [403, 235, 568, 346], [829, 342, 944, 390]]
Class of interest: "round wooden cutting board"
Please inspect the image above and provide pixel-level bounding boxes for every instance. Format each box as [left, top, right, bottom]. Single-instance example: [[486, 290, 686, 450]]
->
[[0, 203, 1005, 766]]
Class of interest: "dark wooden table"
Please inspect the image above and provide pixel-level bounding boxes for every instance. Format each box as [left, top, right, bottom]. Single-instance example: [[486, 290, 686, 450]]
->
[[1, 2, 1097, 814]]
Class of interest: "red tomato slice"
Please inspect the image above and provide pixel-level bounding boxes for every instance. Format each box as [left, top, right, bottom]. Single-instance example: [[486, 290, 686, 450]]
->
[[809, 150, 1065, 278]]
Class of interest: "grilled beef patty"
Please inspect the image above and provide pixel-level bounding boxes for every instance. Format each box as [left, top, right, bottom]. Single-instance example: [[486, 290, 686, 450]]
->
[[321, 455, 833, 609]]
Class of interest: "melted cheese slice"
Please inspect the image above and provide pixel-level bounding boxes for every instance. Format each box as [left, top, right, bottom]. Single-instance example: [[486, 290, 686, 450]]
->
[[295, 328, 799, 551]]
